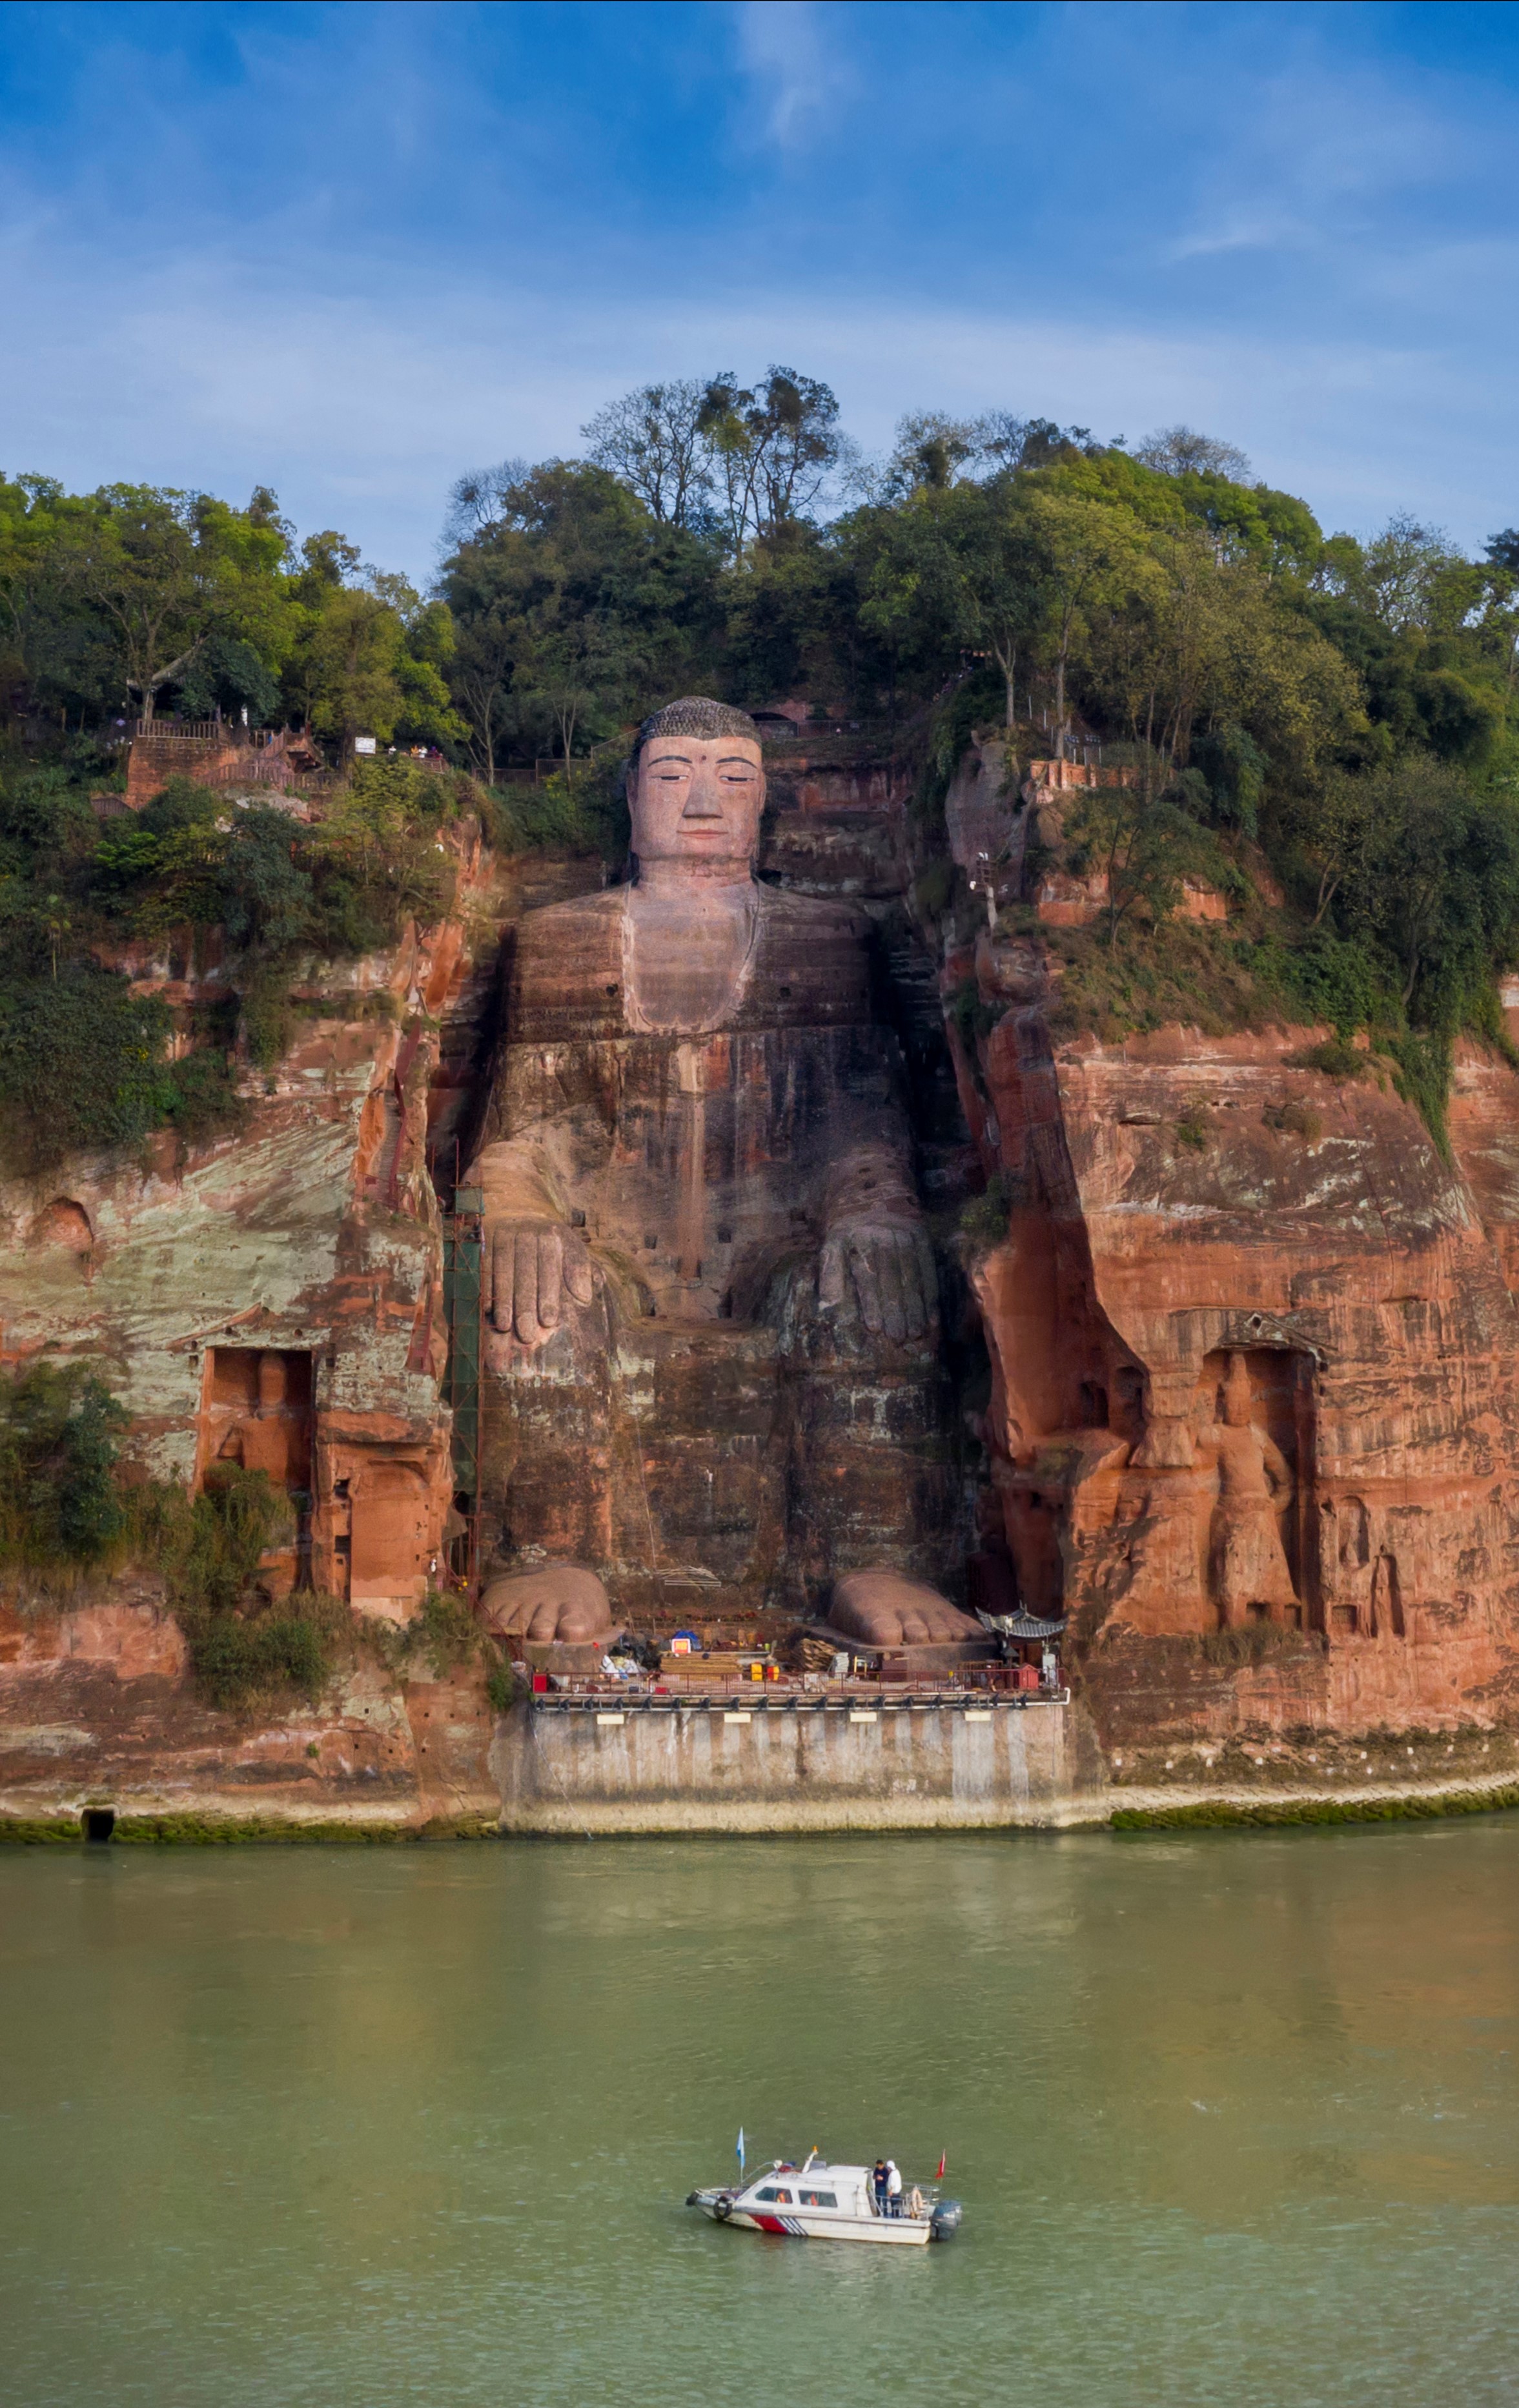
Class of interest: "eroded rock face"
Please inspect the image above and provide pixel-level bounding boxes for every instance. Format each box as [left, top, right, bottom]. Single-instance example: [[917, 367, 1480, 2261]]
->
[[954, 942, 1519, 1742], [0, 838, 506, 1623]]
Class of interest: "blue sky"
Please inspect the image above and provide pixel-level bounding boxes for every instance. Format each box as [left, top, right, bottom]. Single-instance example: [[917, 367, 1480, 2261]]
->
[[1, 0, 1516, 578]]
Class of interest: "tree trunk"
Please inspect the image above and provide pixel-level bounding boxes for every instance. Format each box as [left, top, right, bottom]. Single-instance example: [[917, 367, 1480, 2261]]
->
[[994, 637, 1017, 730]]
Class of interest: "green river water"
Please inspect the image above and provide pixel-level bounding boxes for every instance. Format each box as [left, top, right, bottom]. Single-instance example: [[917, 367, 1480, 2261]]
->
[[2, 1821, 1517, 2408]]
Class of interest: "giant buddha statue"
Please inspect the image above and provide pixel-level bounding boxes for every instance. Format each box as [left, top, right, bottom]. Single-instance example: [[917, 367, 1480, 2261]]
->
[[467, 697, 976, 1648]]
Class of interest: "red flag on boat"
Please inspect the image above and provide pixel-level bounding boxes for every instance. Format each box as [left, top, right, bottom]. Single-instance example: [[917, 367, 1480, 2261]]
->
[[936, 2150, 946, 2179]]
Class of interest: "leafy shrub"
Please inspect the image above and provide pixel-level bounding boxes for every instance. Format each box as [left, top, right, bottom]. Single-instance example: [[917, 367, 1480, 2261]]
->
[[1263, 1100, 1323, 1140], [484, 762, 628, 863], [1383, 1028, 1455, 1162], [947, 977, 1003, 1061], [404, 1586, 483, 1676], [185, 1600, 332, 1712], [957, 1173, 1012, 1250], [484, 1659, 518, 1713], [0, 1363, 128, 1569], [1283, 1036, 1369, 1082], [1174, 1103, 1210, 1151], [161, 1046, 245, 1147], [144, 1467, 357, 1713], [174, 1462, 293, 1615], [0, 966, 175, 1176]]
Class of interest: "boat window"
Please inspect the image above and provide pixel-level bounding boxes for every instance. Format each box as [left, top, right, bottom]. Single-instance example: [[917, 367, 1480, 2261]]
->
[[798, 2190, 837, 2209], [755, 2187, 793, 2204]]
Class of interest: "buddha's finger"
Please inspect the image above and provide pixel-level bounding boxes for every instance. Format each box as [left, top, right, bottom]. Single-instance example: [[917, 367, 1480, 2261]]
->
[[536, 1229, 563, 1331], [877, 1235, 908, 1344], [915, 1230, 939, 1323], [490, 1227, 515, 1333], [819, 1237, 846, 1310], [850, 1241, 884, 1334], [513, 1227, 540, 1342], [894, 1229, 926, 1338], [564, 1236, 594, 1307]]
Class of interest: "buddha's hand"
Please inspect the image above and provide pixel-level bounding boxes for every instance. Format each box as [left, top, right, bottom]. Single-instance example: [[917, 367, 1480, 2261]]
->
[[483, 1218, 595, 1350], [818, 1219, 939, 1344]]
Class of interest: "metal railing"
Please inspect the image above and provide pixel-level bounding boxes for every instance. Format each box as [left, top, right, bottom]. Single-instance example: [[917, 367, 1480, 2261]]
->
[[130, 720, 287, 747], [529, 1687, 1071, 1713]]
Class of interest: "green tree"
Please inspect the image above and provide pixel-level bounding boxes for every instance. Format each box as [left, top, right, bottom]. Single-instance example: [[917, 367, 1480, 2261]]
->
[[697, 367, 842, 553], [855, 478, 1042, 728], [1063, 775, 1217, 947], [580, 380, 713, 526], [0, 1362, 129, 1568], [1023, 487, 1147, 755], [0, 474, 110, 722], [1337, 759, 1519, 1015], [440, 461, 722, 768], [51, 484, 293, 723]]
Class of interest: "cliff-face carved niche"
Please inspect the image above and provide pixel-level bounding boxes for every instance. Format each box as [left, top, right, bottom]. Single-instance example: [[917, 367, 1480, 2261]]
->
[[27, 1198, 94, 1254], [949, 775, 1519, 1733], [465, 699, 959, 1626], [1195, 1347, 1313, 1631], [200, 1349, 313, 1491]]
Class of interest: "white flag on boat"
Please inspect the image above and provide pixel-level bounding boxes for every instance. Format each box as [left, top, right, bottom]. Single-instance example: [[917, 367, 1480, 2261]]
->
[[736, 2126, 746, 2173]]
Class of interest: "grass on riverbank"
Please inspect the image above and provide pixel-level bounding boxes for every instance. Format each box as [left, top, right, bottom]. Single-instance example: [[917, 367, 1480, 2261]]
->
[[1112, 1782, 1519, 1830]]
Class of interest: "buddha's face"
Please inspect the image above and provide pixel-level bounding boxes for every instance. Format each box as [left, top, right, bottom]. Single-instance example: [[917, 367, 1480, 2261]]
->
[[629, 734, 764, 868]]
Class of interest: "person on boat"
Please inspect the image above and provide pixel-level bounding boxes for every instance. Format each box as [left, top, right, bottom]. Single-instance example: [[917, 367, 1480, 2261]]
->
[[872, 2160, 889, 2215], [886, 2161, 903, 2216]]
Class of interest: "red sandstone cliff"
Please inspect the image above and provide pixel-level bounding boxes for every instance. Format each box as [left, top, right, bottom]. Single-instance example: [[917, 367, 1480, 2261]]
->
[[0, 822, 576, 1829], [942, 760, 1519, 1760]]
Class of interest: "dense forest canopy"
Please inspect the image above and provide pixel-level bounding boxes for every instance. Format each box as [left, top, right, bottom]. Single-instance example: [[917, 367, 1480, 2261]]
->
[[3, 367, 1519, 1167]]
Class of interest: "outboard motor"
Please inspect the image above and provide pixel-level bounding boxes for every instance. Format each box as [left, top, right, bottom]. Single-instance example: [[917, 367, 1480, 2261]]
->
[[929, 2198, 963, 2241]]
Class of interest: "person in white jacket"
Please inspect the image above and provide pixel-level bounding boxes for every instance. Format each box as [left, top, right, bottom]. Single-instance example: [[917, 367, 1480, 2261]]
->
[[886, 2161, 903, 2217]]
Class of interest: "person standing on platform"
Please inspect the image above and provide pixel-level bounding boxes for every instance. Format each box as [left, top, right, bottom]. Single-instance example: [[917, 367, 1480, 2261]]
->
[[886, 2160, 903, 2217]]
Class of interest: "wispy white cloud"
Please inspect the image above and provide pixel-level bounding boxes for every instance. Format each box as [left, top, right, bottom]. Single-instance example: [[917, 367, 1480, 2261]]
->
[[1168, 46, 1465, 261], [733, 0, 851, 148], [0, 197, 1500, 573], [0, 0, 1515, 573]]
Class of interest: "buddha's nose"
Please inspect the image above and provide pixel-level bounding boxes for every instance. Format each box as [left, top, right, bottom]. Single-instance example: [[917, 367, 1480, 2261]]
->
[[680, 775, 724, 822]]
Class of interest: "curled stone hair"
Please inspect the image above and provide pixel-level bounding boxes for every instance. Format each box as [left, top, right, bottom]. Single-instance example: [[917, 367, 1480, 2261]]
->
[[626, 695, 761, 777]]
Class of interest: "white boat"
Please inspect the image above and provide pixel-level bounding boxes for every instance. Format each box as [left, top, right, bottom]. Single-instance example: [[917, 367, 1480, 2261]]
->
[[686, 2152, 963, 2245]]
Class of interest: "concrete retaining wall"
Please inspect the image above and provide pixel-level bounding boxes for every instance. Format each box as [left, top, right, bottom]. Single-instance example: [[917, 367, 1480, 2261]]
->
[[491, 1697, 1109, 1832]]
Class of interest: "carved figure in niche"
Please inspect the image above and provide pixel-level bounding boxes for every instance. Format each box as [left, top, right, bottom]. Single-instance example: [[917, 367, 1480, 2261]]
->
[[1371, 1551, 1405, 1639], [1201, 1351, 1298, 1627], [464, 697, 950, 1637], [213, 1351, 311, 1491]]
